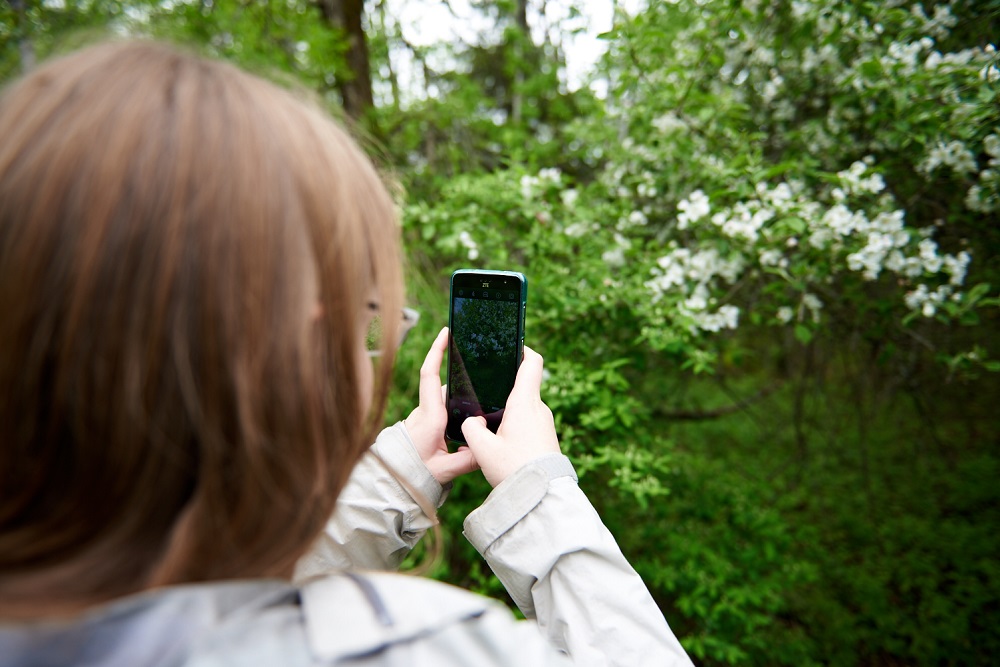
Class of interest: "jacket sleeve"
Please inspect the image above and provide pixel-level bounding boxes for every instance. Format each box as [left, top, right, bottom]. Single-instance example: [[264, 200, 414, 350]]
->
[[463, 454, 694, 667], [293, 422, 446, 580]]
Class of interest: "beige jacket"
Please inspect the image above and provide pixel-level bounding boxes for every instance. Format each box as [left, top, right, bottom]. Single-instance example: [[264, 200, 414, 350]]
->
[[292, 422, 693, 666], [0, 423, 693, 667]]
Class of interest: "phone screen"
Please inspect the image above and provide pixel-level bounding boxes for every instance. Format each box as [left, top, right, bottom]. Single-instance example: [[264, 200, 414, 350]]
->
[[446, 270, 526, 443]]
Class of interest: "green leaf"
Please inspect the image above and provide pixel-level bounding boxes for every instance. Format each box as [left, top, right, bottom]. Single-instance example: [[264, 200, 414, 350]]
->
[[966, 282, 991, 304], [779, 217, 807, 234]]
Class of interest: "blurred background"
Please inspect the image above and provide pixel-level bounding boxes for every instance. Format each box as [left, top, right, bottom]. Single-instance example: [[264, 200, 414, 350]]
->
[[3, 1, 998, 664]]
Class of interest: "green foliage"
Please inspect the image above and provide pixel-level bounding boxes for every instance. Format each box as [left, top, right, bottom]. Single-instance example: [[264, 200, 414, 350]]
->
[[388, 1, 1000, 664], [146, 0, 350, 91]]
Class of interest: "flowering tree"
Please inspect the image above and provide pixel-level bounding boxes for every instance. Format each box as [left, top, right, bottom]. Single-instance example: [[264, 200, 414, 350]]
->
[[412, 0, 998, 370]]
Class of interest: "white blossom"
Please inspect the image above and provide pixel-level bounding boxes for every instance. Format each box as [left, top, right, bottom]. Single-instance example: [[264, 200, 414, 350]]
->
[[629, 210, 649, 226], [943, 251, 971, 286], [837, 160, 885, 195], [904, 283, 953, 317], [683, 285, 709, 311], [965, 185, 984, 211], [759, 249, 783, 267], [984, 134, 1000, 158], [677, 190, 710, 229], [602, 233, 633, 267], [682, 304, 740, 333], [761, 73, 784, 104], [802, 293, 823, 312], [635, 183, 656, 199], [538, 167, 562, 183], [646, 247, 745, 304], [711, 201, 773, 242], [921, 140, 978, 175], [520, 175, 537, 199], [766, 182, 795, 210], [564, 222, 596, 237], [602, 247, 625, 267], [883, 40, 927, 75], [918, 238, 942, 272], [458, 231, 479, 261], [912, 4, 957, 39], [822, 204, 866, 237], [652, 112, 688, 134]]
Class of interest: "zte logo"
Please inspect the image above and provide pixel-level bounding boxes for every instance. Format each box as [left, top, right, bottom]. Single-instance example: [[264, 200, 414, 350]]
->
[[482, 282, 490, 287]]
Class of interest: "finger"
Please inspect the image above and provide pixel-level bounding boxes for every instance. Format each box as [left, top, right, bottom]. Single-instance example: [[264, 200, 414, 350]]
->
[[509, 346, 544, 401], [419, 327, 449, 407], [440, 384, 447, 402], [455, 444, 477, 462], [430, 448, 480, 485], [461, 416, 495, 449]]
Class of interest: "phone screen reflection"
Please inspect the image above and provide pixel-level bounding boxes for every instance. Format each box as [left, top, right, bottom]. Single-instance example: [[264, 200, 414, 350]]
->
[[448, 293, 519, 434]]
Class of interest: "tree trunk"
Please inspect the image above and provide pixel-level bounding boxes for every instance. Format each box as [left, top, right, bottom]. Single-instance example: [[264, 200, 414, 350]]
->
[[515, 0, 528, 32], [318, 0, 373, 119], [11, 0, 36, 73], [376, 0, 399, 109], [511, 0, 529, 124]]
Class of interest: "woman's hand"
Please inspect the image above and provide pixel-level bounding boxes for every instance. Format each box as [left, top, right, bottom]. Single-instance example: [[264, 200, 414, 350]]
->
[[404, 327, 479, 485], [461, 346, 561, 487]]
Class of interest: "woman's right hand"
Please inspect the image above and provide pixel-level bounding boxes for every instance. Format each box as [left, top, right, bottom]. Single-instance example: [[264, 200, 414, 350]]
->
[[460, 346, 562, 487]]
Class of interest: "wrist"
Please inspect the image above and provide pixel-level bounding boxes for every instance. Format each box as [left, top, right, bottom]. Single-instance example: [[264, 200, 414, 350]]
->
[[374, 423, 448, 509], [463, 453, 577, 550]]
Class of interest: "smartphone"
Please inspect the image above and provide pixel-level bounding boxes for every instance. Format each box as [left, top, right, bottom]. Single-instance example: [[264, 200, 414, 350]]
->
[[446, 269, 527, 444]]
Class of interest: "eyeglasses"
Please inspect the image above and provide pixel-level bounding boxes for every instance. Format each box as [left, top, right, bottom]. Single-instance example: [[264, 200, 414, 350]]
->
[[366, 306, 420, 357]]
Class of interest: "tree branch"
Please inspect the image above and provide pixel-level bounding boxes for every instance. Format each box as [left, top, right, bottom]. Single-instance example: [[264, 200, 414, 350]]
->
[[653, 381, 785, 420]]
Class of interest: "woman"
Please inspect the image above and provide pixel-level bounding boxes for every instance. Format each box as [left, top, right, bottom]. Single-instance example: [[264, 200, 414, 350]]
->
[[0, 41, 692, 666]]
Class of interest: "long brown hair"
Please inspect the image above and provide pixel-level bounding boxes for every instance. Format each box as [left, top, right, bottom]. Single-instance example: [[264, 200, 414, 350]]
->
[[0, 40, 403, 617]]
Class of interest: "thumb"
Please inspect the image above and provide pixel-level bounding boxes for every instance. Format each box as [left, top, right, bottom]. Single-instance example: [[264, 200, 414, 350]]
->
[[509, 346, 544, 403], [461, 415, 497, 449]]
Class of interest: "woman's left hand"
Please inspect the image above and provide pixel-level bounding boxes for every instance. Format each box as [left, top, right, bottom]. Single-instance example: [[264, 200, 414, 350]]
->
[[404, 327, 479, 485]]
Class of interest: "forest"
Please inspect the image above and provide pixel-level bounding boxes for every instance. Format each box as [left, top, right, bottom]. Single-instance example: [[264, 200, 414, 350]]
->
[[3, 0, 998, 664]]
